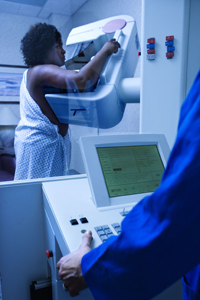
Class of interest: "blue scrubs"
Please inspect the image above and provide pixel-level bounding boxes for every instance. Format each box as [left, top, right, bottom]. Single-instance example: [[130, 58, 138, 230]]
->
[[81, 70, 200, 300]]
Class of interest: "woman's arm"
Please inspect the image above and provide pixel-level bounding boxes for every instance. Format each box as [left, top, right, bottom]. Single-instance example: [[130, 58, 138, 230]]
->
[[72, 38, 120, 91], [26, 39, 120, 135], [34, 39, 120, 92]]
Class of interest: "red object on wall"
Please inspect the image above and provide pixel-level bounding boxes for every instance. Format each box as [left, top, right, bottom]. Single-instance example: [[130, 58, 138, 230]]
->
[[166, 51, 174, 58], [147, 49, 155, 54], [147, 38, 155, 44], [166, 35, 174, 41]]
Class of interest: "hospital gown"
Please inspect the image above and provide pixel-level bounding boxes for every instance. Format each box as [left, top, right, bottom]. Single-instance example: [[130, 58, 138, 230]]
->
[[14, 70, 71, 180], [81, 69, 200, 300]]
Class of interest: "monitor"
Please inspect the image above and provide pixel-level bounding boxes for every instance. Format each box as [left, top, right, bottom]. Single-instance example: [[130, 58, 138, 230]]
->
[[79, 134, 170, 208]]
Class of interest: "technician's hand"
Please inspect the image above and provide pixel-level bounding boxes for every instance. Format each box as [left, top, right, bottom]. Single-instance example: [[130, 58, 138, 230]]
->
[[57, 230, 93, 297], [103, 39, 121, 55]]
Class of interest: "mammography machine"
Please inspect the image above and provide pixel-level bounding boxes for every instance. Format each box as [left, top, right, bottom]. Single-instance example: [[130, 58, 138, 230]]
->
[[45, 15, 140, 128]]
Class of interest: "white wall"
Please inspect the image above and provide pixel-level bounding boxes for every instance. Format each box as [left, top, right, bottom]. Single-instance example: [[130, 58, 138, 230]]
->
[[0, 0, 142, 174], [0, 13, 49, 65], [140, 0, 200, 149], [140, 0, 190, 148]]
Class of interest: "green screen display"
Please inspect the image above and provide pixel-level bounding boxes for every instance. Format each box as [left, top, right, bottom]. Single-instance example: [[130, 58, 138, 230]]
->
[[97, 145, 165, 198]]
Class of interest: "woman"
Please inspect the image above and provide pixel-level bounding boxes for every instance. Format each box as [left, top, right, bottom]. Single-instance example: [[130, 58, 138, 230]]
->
[[14, 23, 120, 180]]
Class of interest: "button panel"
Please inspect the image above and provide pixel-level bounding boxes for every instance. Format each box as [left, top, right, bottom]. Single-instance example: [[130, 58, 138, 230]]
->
[[95, 224, 122, 242], [165, 35, 175, 59], [94, 225, 115, 242], [111, 223, 121, 234], [146, 37, 155, 60]]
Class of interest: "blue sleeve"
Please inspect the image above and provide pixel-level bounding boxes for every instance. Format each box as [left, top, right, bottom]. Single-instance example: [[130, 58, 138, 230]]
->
[[81, 69, 200, 300], [183, 266, 200, 300]]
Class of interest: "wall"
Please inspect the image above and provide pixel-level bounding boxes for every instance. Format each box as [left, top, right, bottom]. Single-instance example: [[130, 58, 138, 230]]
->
[[0, 0, 142, 174], [140, 0, 190, 149], [0, 13, 49, 65]]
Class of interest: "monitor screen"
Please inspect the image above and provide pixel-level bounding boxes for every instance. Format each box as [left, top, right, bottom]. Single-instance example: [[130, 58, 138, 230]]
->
[[80, 134, 170, 208], [96, 145, 164, 198]]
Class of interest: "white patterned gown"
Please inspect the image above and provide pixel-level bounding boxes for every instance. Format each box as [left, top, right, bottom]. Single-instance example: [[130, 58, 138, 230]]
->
[[14, 70, 71, 180]]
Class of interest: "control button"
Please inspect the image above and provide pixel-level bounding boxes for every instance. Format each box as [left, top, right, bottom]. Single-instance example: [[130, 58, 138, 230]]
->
[[146, 54, 155, 60], [147, 49, 155, 54], [105, 229, 113, 235], [97, 230, 105, 236], [94, 226, 103, 232], [46, 250, 53, 259], [81, 229, 87, 234], [70, 219, 78, 225], [102, 225, 109, 230], [107, 232, 114, 237], [115, 228, 121, 234], [146, 43, 155, 49], [166, 51, 174, 58], [111, 223, 122, 235], [100, 235, 108, 242], [166, 35, 174, 41], [80, 217, 88, 224], [112, 223, 120, 228], [167, 46, 175, 52], [165, 40, 174, 46], [147, 38, 155, 44]]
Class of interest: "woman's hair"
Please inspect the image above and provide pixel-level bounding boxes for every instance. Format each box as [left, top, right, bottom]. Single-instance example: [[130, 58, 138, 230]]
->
[[21, 23, 62, 67]]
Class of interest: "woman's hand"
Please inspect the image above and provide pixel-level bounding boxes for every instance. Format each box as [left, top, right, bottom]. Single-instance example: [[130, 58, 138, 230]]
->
[[102, 38, 121, 55]]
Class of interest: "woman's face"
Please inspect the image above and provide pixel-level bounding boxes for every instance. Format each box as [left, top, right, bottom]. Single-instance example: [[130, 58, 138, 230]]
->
[[46, 41, 66, 66]]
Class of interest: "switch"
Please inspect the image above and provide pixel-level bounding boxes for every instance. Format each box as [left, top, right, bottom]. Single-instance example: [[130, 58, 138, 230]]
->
[[166, 35, 175, 59], [166, 35, 174, 41], [146, 43, 155, 49], [80, 217, 88, 224], [146, 37, 155, 60], [165, 40, 174, 46], [167, 46, 175, 52], [166, 52, 174, 58], [147, 38, 155, 44], [70, 219, 78, 225], [147, 49, 155, 54], [46, 250, 53, 259]]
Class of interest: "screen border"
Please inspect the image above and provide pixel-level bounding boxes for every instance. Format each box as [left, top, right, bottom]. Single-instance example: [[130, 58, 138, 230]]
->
[[80, 134, 170, 208]]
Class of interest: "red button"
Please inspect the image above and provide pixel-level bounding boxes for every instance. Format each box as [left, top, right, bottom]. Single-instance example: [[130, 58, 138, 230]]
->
[[147, 38, 155, 44], [166, 35, 174, 41], [46, 250, 53, 259], [166, 52, 174, 58], [147, 49, 155, 54]]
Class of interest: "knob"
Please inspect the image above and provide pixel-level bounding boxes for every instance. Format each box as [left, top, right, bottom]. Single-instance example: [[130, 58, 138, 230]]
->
[[46, 250, 53, 259]]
